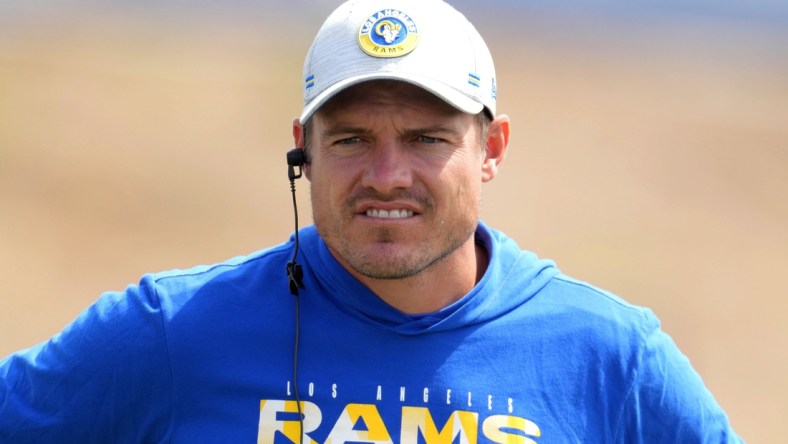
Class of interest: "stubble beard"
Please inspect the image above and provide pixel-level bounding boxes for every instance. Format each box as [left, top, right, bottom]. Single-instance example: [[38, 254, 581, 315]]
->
[[313, 190, 478, 280]]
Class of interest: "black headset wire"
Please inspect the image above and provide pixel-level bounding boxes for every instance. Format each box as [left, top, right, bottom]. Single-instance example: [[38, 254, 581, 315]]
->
[[286, 149, 306, 444]]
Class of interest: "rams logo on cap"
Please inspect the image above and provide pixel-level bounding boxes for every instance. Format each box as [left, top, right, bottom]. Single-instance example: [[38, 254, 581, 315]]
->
[[358, 9, 419, 58]]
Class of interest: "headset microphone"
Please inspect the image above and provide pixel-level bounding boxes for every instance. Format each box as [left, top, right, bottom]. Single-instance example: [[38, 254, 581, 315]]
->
[[285, 148, 307, 296], [285, 147, 307, 444]]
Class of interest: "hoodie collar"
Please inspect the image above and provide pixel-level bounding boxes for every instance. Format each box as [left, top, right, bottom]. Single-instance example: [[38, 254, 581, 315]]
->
[[298, 221, 558, 334]]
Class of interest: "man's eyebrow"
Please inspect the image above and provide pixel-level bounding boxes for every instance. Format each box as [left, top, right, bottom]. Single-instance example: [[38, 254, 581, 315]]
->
[[403, 125, 459, 136], [320, 126, 369, 138]]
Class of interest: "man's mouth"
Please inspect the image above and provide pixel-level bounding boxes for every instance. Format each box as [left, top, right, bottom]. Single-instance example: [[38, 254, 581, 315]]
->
[[365, 209, 415, 219]]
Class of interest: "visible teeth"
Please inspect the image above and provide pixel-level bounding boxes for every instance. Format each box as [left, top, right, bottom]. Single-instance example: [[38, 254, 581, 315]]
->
[[366, 209, 414, 219]]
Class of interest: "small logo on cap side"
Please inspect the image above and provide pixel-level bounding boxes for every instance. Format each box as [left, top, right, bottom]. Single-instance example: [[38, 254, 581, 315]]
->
[[358, 10, 419, 58], [468, 72, 481, 88]]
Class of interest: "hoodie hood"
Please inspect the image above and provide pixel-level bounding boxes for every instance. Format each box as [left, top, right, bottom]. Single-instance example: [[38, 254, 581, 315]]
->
[[296, 221, 558, 335]]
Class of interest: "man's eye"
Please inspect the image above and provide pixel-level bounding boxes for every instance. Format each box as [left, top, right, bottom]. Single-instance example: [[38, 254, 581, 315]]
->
[[419, 135, 441, 144], [336, 137, 361, 145]]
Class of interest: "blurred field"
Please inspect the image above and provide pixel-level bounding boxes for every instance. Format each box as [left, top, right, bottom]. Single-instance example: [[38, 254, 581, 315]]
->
[[1, 4, 787, 441]]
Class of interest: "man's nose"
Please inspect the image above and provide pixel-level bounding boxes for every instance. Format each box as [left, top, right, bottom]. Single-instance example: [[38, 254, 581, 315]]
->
[[360, 141, 413, 193]]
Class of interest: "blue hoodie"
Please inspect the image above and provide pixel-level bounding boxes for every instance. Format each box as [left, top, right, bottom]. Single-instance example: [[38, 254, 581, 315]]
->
[[0, 222, 740, 443]]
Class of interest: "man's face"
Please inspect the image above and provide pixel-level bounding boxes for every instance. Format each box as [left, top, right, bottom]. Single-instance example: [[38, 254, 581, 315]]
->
[[303, 80, 492, 281]]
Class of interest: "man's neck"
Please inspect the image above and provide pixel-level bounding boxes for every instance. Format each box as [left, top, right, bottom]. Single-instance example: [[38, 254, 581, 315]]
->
[[353, 239, 488, 315]]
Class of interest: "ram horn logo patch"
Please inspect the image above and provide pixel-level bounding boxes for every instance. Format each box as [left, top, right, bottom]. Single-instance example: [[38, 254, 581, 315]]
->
[[358, 9, 419, 58]]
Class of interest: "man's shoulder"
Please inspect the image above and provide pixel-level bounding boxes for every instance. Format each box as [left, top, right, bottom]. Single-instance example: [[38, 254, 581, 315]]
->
[[150, 241, 293, 287], [532, 273, 660, 339], [548, 274, 650, 313], [111, 239, 298, 316]]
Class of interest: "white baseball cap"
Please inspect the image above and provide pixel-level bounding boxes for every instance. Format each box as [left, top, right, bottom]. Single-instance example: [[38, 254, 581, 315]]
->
[[299, 0, 497, 124]]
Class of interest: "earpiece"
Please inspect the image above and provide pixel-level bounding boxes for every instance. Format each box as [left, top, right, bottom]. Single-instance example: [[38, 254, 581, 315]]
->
[[287, 148, 307, 166], [287, 148, 307, 180]]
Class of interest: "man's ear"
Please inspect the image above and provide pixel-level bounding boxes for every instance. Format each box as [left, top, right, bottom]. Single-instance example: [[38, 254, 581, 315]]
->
[[292, 118, 311, 180], [481, 114, 510, 182]]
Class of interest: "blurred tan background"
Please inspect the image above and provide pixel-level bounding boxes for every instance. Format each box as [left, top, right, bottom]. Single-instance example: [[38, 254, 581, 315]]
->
[[1, 1, 786, 441]]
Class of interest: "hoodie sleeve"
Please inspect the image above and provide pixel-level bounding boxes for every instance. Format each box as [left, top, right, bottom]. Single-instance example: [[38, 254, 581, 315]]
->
[[0, 275, 174, 443], [614, 312, 743, 443]]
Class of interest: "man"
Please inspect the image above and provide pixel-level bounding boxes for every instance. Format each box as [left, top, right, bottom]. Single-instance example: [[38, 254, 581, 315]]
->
[[0, 0, 741, 442]]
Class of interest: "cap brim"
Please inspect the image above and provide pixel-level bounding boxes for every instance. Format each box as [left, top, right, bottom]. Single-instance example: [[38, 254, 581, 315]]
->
[[299, 73, 484, 124]]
